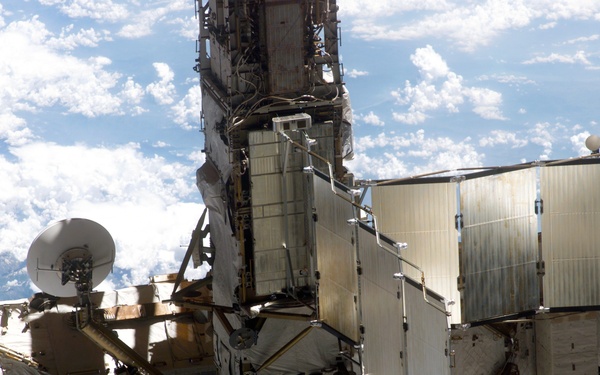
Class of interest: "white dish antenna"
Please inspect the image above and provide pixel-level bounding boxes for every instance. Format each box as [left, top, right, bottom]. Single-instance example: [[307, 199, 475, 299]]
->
[[585, 135, 600, 154], [26, 218, 115, 297]]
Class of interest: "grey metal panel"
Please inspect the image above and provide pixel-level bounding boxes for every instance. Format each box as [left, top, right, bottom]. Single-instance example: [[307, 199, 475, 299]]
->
[[250, 130, 309, 295], [372, 183, 461, 323], [460, 168, 538, 322], [358, 225, 405, 373], [248, 129, 278, 145], [535, 312, 598, 374], [251, 173, 305, 206], [306, 124, 335, 172], [209, 35, 232, 91], [244, 316, 341, 374], [248, 123, 335, 175], [248, 127, 336, 296], [405, 282, 450, 375], [253, 214, 305, 249], [541, 164, 600, 307], [265, 2, 306, 94], [252, 201, 304, 219], [313, 175, 359, 342]]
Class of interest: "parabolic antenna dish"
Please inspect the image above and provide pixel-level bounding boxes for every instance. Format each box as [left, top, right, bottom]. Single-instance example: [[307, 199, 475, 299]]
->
[[26, 218, 115, 297], [585, 135, 600, 152]]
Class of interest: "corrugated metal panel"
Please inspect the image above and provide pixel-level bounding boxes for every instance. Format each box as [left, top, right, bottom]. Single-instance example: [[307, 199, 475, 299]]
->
[[541, 164, 600, 307], [306, 124, 335, 173], [460, 168, 539, 322], [253, 213, 308, 293], [208, 23, 232, 92], [248, 125, 335, 296], [358, 225, 405, 373], [251, 173, 305, 205], [450, 326, 507, 375], [535, 312, 598, 374], [372, 182, 460, 323], [265, 2, 306, 94], [250, 130, 309, 295], [313, 174, 359, 342], [535, 316, 552, 375], [404, 281, 450, 375]]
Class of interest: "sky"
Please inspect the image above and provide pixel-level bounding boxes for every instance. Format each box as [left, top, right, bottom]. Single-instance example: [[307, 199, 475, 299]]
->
[[1, 0, 599, 299]]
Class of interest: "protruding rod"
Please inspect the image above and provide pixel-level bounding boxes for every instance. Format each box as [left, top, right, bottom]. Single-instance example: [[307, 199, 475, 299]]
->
[[257, 326, 313, 372]]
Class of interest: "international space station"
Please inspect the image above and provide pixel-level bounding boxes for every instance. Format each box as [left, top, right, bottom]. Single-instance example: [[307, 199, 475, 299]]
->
[[3, 0, 600, 374]]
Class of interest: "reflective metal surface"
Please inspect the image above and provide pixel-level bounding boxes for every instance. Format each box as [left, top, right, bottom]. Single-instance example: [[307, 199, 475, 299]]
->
[[460, 168, 539, 322], [541, 164, 600, 307], [372, 182, 460, 323], [312, 173, 359, 342], [405, 280, 450, 375], [358, 224, 405, 373], [250, 130, 308, 295]]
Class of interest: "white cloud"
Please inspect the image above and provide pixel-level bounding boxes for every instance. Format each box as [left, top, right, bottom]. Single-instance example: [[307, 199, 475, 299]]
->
[[339, 0, 452, 18], [39, 0, 129, 22], [478, 74, 536, 85], [169, 15, 199, 41], [522, 50, 592, 65], [539, 21, 557, 29], [0, 15, 127, 144], [0, 141, 202, 287], [0, 2, 211, 295], [119, 77, 146, 115], [342, 0, 600, 51], [146, 62, 176, 105], [359, 111, 385, 126], [541, 0, 600, 21], [347, 129, 484, 179], [347, 68, 369, 78], [0, 112, 34, 146], [563, 34, 599, 44], [347, 0, 533, 51], [392, 111, 428, 125], [570, 130, 591, 156], [0, 4, 6, 28], [410, 46, 450, 80], [391, 46, 505, 124], [187, 149, 206, 165], [117, 0, 190, 39], [172, 85, 201, 130], [527, 122, 565, 160], [353, 132, 410, 153], [479, 130, 528, 148], [47, 25, 108, 50], [465, 87, 507, 120], [345, 152, 408, 179]]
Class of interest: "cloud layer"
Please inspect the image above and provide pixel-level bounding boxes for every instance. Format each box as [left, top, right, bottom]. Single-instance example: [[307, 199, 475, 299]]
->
[[340, 0, 600, 51], [391, 45, 505, 124], [0, 2, 205, 297]]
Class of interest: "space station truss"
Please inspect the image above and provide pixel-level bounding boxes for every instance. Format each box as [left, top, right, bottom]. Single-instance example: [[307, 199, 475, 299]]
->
[[249, 126, 335, 297], [372, 182, 461, 323], [373, 159, 600, 325], [460, 168, 540, 322], [536, 312, 599, 373], [307, 170, 450, 372], [356, 218, 450, 374], [540, 163, 600, 308], [310, 172, 360, 342], [0, 282, 215, 374]]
